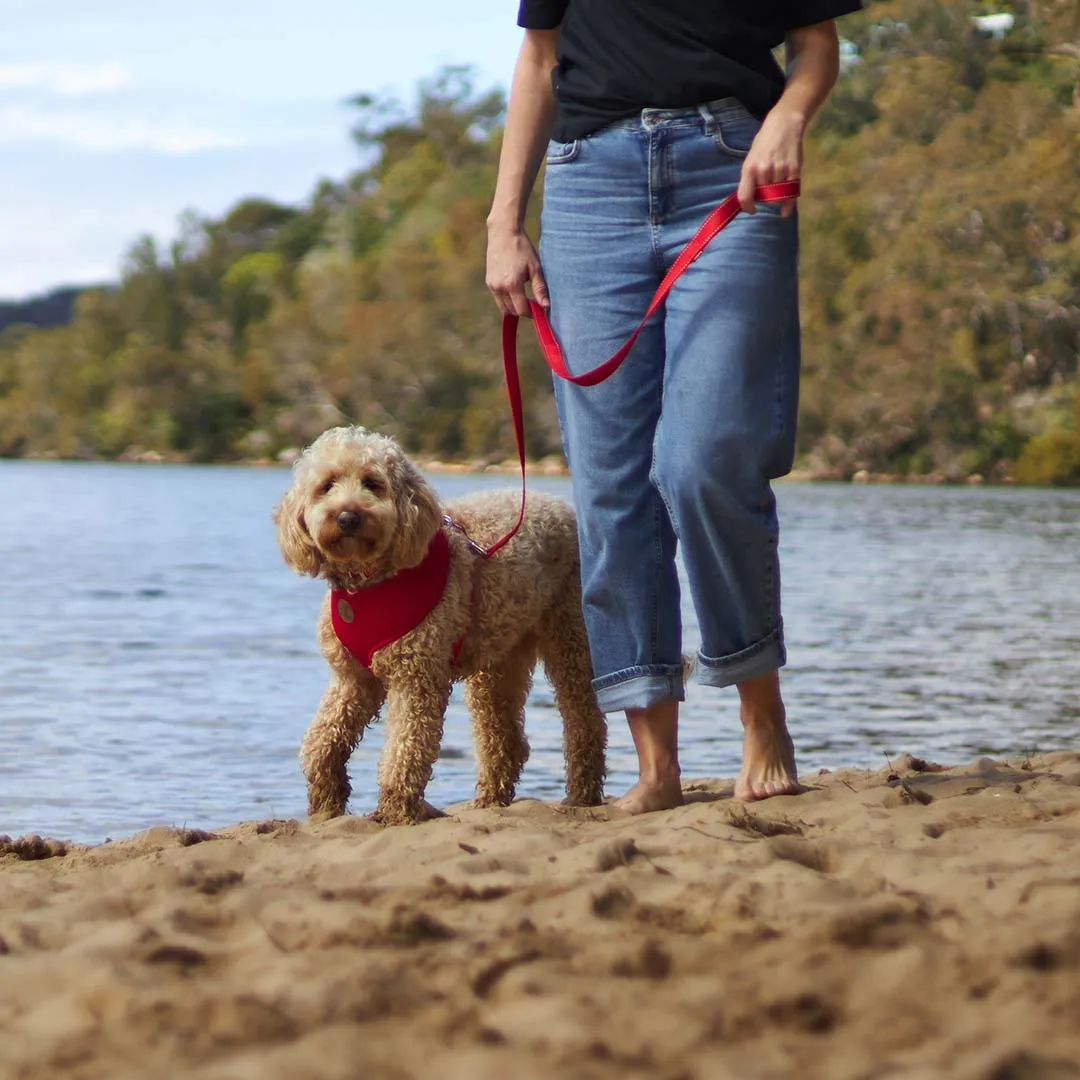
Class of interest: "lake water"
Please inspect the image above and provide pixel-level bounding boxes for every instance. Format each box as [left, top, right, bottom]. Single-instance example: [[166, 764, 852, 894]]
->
[[1, 460, 1078, 844]]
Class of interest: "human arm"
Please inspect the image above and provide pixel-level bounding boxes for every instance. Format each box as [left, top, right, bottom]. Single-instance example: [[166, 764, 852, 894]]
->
[[737, 19, 841, 215], [485, 28, 560, 316]]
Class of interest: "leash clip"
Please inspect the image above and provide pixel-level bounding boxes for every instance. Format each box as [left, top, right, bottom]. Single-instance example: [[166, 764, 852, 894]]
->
[[443, 515, 490, 558]]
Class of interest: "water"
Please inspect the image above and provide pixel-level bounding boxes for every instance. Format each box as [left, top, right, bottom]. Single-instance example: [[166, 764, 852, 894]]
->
[[1, 460, 1078, 843]]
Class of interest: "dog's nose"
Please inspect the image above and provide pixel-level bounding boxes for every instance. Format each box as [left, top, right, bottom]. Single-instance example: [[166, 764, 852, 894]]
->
[[336, 509, 363, 534]]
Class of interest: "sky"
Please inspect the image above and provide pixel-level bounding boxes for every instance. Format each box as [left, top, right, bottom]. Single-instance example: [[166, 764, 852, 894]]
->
[[0, 0, 524, 300]]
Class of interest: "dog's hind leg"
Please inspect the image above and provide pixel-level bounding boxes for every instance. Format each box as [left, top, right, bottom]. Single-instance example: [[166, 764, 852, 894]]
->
[[375, 672, 452, 825], [301, 673, 385, 821], [465, 640, 535, 808], [539, 593, 607, 807]]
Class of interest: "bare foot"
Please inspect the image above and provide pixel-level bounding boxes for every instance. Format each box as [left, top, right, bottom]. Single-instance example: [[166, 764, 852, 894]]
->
[[734, 673, 800, 801], [615, 700, 684, 813], [734, 713, 800, 801], [614, 774, 684, 814]]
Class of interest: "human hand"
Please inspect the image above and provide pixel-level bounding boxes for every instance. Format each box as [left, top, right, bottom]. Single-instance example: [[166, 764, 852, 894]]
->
[[485, 226, 549, 318], [736, 105, 805, 218]]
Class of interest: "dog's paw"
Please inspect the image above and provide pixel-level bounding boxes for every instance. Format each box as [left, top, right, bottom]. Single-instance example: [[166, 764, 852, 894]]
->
[[372, 798, 446, 826], [562, 791, 606, 809], [306, 783, 349, 823], [472, 790, 514, 810]]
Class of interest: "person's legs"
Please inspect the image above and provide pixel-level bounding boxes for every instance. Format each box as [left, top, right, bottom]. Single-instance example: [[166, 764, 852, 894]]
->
[[540, 121, 686, 809], [651, 100, 802, 800]]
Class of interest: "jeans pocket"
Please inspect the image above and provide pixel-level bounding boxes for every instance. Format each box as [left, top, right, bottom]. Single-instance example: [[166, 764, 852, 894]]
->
[[709, 103, 761, 159], [545, 138, 581, 165]]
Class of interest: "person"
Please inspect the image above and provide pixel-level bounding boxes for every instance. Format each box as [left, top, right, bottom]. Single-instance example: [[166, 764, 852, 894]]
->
[[486, 1, 861, 813]]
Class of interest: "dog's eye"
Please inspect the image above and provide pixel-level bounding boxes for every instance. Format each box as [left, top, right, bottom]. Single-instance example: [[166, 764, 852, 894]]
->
[[362, 476, 384, 494], [317, 477, 335, 496]]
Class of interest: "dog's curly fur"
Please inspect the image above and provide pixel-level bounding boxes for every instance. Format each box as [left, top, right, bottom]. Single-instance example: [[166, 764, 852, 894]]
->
[[274, 425, 607, 826]]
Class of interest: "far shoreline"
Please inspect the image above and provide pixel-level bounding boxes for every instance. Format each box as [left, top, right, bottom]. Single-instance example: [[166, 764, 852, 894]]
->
[[0, 450, 1042, 488]]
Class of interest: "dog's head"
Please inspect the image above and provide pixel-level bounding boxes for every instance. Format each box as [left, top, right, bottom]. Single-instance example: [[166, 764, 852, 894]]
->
[[273, 426, 442, 585]]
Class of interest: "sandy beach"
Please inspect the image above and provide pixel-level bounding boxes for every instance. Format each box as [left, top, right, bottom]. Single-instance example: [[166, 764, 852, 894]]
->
[[4, 753, 1080, 1080]]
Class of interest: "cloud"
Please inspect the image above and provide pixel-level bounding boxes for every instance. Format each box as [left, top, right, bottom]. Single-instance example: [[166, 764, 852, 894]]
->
[[0, 61, 132, 96], [0, 60, 244, 154], [0, 103, 244, 154]]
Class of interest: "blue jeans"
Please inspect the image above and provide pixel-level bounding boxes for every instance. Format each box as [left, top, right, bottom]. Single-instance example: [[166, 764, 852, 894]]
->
[[539, 98, 800, 713]]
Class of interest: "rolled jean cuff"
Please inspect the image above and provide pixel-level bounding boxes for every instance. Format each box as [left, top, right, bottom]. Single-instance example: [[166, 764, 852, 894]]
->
[[697, 624, 786, 689], [592, 665, 686, 713]]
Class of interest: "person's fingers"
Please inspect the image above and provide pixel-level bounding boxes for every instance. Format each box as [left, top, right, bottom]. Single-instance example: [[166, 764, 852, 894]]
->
[[509, 284, 531, 318], [530, 266, 550, 309], [737, 163, 758, 214], [487, 281, 511, 316], [777, 165, 800, 216], [761, 160, 786, 186]]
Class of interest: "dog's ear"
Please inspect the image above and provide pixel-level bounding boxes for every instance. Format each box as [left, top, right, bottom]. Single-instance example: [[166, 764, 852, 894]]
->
[[273, 484, 322, 577], [393, 457, 443, 569]]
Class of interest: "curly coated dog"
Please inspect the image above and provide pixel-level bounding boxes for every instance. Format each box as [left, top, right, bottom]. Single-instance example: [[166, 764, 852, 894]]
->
[[274, 426, 607, 825]]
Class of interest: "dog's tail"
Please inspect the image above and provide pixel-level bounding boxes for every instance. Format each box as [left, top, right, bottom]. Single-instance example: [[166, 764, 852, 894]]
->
[[681, 653, 697, 682]]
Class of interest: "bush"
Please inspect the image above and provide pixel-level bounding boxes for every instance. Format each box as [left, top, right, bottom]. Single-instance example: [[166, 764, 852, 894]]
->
[[1014, 430, 1080, 486]]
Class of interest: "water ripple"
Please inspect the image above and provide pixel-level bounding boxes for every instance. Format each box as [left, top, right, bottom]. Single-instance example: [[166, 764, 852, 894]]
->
[[1, 461, 1078, 842]]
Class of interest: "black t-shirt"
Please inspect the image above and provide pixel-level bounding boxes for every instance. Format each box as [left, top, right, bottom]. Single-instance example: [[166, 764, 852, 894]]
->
[[518, 0, 863, 141]]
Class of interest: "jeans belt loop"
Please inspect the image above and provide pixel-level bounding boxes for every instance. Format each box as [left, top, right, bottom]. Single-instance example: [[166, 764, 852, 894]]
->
[[697, 102, 716, 136]]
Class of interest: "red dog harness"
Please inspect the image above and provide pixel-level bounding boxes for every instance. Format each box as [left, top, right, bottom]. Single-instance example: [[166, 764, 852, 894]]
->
[[330, 529, 463, 668]]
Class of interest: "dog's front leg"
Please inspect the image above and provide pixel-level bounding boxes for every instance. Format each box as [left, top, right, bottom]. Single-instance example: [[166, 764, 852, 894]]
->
[[301, 672, 386, 821], [373, 671, 451, 826]]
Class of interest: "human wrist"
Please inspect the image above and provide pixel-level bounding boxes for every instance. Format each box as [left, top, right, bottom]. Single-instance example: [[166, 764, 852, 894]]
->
[[486, 210, 526, 237], [769, 98, 809, 138]]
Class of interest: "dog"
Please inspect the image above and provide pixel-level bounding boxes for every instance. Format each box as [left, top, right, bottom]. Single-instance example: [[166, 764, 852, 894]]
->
[[274, 425, 607, 825]]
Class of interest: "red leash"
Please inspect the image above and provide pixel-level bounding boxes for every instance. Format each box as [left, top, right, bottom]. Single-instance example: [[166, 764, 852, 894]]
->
[[475, 180, 800, 557]]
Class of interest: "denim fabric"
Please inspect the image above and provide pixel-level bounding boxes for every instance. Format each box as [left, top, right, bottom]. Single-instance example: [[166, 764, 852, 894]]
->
[[539, 97, 800, 713]]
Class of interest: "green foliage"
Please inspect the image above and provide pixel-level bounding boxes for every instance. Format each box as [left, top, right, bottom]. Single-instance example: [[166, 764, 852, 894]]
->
[[798, 0, 1080, 482], [2, 7, 1079, 483], [1015, 428, 1080, 484], [222, 251, 287, 344], [1014, 387, 1080, 484]]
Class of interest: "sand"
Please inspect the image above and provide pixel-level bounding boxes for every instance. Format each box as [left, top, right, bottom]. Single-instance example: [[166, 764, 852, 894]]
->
[[4, 753, 1080, 1080]]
